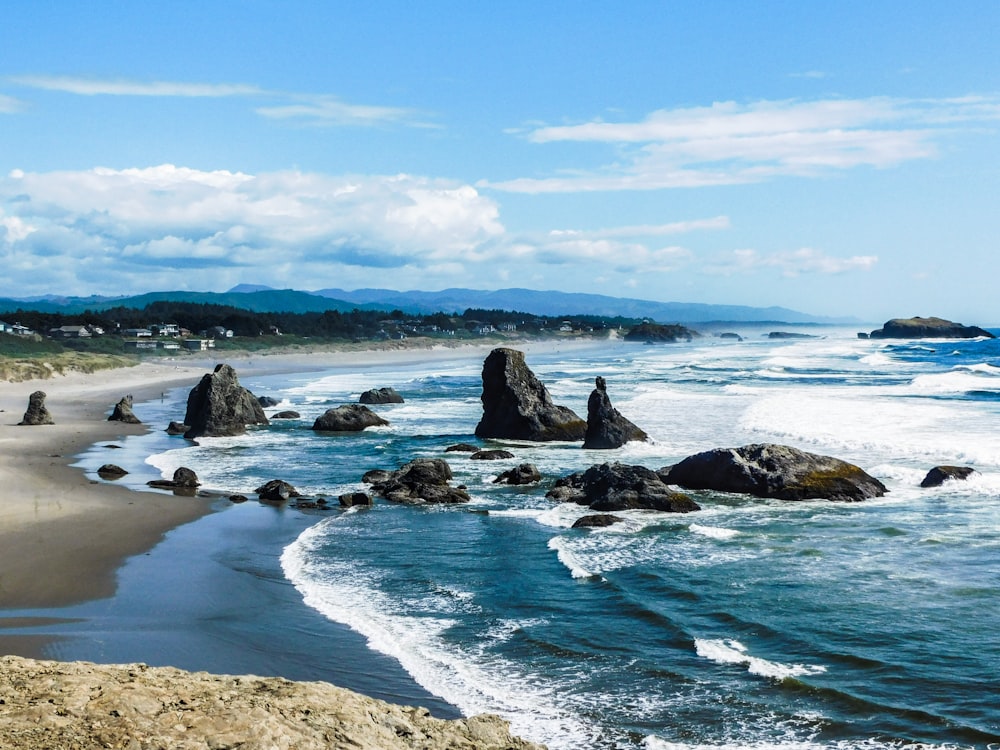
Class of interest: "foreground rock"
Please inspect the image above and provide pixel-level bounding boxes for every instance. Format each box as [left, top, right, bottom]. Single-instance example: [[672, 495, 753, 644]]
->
[[147, 467, 201, 491], [475, 348, 586, 442], [920, 465, 977, 488], [364, 459, 471, 504], [183, 364, 269, 439], [583, 376, 647, 449], [548, 462, 700, 513], [313, 404, 390, 431], [360, 387, 405, 404], [572, 514, 625, 528], [18, 390, 53, 425], [97, 464, 128, 478], [664, 443, 886, 502], [868, 317, 995, 339], [0, 655, 545, 750], [108, 395, 141, 424], [255, 479, 300, 504]]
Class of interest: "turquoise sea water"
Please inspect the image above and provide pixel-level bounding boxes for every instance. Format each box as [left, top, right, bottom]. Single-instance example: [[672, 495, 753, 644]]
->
[[75, 332, 1000, 748]]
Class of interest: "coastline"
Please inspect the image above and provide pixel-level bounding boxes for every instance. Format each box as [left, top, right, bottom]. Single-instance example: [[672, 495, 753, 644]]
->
[[0, 337, 608, 727]]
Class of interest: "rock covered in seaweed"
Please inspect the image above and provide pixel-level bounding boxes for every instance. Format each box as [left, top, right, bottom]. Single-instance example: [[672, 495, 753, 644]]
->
[[18, 391, 53, 426], [312, 404, 389, 432], [664, 443, 886, 502], [583, 376, 647, 449], [183, 364, 269, 439], [475, 348, 586, 442]]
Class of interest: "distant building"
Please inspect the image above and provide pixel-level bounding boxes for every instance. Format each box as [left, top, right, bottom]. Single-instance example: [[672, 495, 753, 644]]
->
[[205, 326, 233, 339], [151, 323, 180, 337], [124, 328, 153, 338], [183, 339, 215, 351], [49, 325, 92, 339]]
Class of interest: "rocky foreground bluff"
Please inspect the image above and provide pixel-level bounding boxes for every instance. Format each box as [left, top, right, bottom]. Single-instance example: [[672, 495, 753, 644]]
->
[[0, 656, 544, 750]]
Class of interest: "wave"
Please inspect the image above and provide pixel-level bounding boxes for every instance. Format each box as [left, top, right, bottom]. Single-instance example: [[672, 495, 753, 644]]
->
[[694, 638, 827, 680], [547, 536, 598, 579]]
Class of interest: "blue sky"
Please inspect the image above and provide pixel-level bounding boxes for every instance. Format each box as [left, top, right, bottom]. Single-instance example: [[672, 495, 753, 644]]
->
[[1, 1, 999, 322]]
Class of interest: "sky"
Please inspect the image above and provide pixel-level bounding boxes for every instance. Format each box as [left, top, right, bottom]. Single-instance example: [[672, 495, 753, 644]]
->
[[1, 1, 999, 323]]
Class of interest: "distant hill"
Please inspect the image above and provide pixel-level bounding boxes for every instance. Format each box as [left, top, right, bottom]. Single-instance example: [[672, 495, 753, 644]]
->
[[311, 287, 856, 324], [0, 286, 856, 325]]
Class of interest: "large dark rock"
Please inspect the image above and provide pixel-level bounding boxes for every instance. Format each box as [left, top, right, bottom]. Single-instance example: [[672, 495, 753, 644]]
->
[[664, 443, 886, 502], [258, 396, 281, 407], [166, 421, 189, 435], [312, 404, 389, 432], [547, 462, 700, 513], [97, 464, 128, 478], [19, 391, 53, 425], [869, 317, 995, 339], [920, 465, 977, 488], [474, 348, 586, 442], [363, 458, 471, 504], [623, 323, 697, 343], [493, 463, 542, 485], [183, 364, 269, 439], [108, 395, 141, 424], [338, 492, 373, 507], [359, 387, 404, 404], [583, 376, 647, 449]]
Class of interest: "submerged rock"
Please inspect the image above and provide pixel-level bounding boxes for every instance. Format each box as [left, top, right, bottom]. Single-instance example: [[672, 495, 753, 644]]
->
[[313, 404, 389, 432], [18, 391, 53, 426], [548, 462, 700, 513], [271, 410, 301, 419], [493, 463, 542, 485], [869, 317, 995, 339], [364, 458, 470, 504], [572, 514, 625, 529], [475, 348, 586, 442], [920, 465, 977, 488], [664, 443, 886, 502], [359, 387, 404, 404], [183, 364, 269, 439], [470, 449, 515, 460], [583, 376, 647, 449], [445, 443, 480, 453], [108, 395, 141, 424]]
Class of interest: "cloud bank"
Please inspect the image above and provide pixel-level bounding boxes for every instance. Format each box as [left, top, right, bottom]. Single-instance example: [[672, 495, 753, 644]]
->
[[487, 95, 1000, 193], [0, 165, 876, 297]]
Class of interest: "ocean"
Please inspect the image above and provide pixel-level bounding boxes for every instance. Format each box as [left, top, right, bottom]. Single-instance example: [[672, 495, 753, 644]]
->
[[60, 331, 1000, 747]]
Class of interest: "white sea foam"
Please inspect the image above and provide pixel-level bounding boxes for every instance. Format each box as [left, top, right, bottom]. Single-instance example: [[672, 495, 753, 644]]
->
[[547, 536, 598, 579], [689, 524, 740, 540], [694, 638, 827, 680], [281, 521, 607, 748]]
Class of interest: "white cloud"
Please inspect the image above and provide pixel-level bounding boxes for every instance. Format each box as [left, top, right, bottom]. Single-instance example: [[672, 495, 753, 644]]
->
[[0, 165, 504, 293], [10, 75, 264, 98], [547, 216, 730, 239], [256, 95, 421, 127], [702, 247, 878, 277], [9, 75, 423, 128], [486, 95, 1000, 193], [0, 93, 23, 113]]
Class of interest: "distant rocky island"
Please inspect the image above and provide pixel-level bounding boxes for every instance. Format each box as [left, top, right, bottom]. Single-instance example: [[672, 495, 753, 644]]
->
[[863, 317, 995, 339]]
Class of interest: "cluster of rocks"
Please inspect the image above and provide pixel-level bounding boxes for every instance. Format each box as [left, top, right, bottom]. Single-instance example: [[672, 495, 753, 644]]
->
[[475, 347, 648, 450], [363, 459, 471, 504], [79, 353, 985, 519]]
